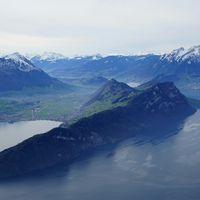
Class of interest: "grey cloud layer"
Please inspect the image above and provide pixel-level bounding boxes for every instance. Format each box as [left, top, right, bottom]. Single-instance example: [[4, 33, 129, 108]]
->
[[0, 0, 199, 55]]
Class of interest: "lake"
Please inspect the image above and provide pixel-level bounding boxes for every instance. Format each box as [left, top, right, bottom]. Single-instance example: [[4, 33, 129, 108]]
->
[[0, 120, 62, 152], [0, 111, 200, 200]]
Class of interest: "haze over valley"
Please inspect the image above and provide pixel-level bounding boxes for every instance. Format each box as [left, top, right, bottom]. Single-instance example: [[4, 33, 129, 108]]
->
[[0, 0, 200, 200]]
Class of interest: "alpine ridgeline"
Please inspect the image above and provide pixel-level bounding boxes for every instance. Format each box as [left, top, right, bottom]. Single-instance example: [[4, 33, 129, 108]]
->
[[0, 80, 196, 178], [0, 53, 64, 91]]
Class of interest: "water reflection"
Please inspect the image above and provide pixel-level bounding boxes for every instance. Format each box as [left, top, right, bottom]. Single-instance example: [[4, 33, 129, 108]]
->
[[0, 111, 200, 200]]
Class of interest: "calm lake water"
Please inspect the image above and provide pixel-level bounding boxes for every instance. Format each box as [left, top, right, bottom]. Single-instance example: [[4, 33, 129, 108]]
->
[[0, 111, 200, 200], [0, 120, 62, 152]]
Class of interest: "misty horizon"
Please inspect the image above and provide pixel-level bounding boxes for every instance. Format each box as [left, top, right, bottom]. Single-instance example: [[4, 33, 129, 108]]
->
[[0, 0, 199, 56]]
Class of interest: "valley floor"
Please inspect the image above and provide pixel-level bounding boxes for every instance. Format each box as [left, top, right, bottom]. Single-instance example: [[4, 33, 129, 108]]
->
[[0, 85, 97, 123]]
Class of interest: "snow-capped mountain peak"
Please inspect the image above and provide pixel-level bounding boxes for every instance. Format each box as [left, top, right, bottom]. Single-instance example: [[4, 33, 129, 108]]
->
[[29, 52, 67, 63], [72, 54, 102, 61], [5, 52, 29, 62], [184, 45, 200, 61], [161, 47, 185, 62], [161, 45, 200, 63], [2, 52, 41, 72]]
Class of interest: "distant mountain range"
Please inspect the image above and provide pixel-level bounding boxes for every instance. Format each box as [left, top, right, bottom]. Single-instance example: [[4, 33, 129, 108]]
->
[[28, 52, 102, 74], [26, 45, 200, 99], [161, 45, 200, 63], [0, 80, 195, 178], [0, 53, 65, 92], [1, 45, 200, 96], [27, 46, 200, 78]]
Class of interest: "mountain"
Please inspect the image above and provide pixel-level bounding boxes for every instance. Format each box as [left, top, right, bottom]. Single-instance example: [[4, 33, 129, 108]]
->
[[28, 52, 67, 62], [23, 45, 200, 98], [0, 53, 64, 92], [27, 52, 68, 73], [29, 53, 102, 74], [81, 54, 160, 80], [137, 46, 200, 99], [81, 79, 137, 117], [138, 73, 200, 99], [3, 53, 41, 72], [161, 46, 200, 64], [80, 46, 200, 98], [28, 46, 200, 81], [0, 82, 195, 178], [58, 54, 160, 82], [29, 53, 159, 81], [137, 75, 178, 90], [159, 45, 200, 75], [115, 45, 200, 82]]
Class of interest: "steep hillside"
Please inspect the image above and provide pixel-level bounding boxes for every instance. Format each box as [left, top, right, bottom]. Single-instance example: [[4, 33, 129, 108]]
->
[[81, 79, 137, 117], [0, 82, 195, 178], [0, 53, 64, 92]]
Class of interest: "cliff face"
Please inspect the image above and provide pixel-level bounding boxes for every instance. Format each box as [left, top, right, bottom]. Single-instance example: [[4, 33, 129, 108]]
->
[[0, 82, 196, 178]]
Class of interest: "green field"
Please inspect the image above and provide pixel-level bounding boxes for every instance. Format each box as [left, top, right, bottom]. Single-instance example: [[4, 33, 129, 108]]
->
[[0, 85, 96, 123]]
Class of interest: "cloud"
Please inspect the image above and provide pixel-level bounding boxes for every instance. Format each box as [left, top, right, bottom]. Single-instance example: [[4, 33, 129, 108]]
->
[[0, 0, 199, 55]]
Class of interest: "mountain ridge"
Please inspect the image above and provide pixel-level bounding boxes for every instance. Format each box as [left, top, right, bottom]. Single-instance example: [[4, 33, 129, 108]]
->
[[0, 81, 196, 178], [81, 79, 137, 118], [2, 46, 200, 97], [0, 53, 65, 92]]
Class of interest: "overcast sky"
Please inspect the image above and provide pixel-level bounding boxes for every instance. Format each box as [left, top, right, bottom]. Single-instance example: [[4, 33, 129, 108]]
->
[[0, 0, 199, 55]]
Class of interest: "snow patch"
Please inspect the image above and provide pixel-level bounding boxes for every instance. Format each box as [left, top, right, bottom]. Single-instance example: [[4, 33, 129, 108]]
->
[[161, 45, 200, 63], [2, 53, 41, 72]]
